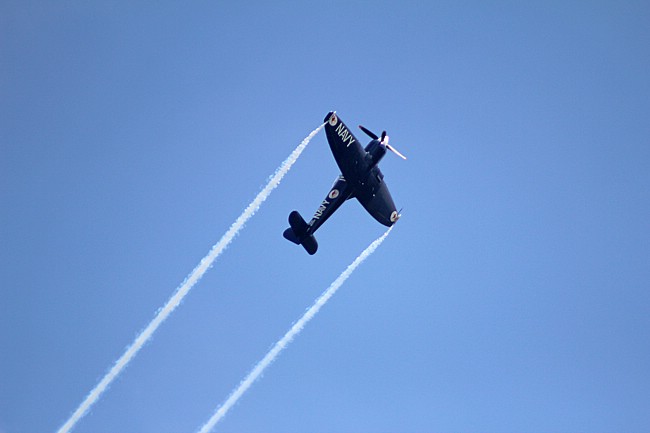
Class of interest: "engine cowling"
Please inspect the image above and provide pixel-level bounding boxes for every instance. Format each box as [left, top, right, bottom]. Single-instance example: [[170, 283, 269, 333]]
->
[[364, 139, 387, 167]]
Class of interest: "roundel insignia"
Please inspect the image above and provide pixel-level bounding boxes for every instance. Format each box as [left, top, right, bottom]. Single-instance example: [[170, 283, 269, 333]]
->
[[328, 189, 340, 199], [329, 113, 338, 126], [390, 211, 399, 223]]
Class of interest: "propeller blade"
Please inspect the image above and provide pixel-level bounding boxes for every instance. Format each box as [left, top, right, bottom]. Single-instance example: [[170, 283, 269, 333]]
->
[[386, 143, 407, 160], [358, 125, 378, 140], [360, 125, 406, 159]]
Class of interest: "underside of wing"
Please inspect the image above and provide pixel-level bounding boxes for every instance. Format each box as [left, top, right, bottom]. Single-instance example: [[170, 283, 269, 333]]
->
[[323, 112, 369, 183], [355, 168, 400, 227]]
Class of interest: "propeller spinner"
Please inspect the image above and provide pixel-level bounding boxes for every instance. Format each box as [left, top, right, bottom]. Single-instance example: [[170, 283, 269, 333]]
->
[[359, 125, 407, 160]]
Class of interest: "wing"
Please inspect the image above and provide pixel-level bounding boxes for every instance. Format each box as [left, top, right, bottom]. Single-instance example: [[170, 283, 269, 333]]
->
[[355, 167, 400, 227], [323, 112, 369, 184]]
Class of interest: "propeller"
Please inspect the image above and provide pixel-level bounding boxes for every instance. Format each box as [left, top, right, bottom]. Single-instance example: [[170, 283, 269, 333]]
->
[[385, 139, 407, 160], [359, 125, 407, 160], [358, 124, 378, 140]]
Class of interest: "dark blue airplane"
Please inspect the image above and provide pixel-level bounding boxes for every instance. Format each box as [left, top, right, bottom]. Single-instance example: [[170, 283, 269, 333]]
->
[[283, 111, 405, 254]]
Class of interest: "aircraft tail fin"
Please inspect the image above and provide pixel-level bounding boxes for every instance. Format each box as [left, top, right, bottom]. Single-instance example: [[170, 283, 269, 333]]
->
[[283, 211, 318, 255]]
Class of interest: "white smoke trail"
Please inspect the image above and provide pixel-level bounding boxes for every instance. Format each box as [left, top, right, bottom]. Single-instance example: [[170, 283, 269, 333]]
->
[[56, 123, 325, 433], [196, 226, 393, 433]]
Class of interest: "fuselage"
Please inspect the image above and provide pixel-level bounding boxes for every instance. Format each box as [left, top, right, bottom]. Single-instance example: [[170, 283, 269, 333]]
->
[[363, 139, 387, 170]]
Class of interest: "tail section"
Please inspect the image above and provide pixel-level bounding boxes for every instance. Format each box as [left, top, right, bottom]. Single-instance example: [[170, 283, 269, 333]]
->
[[283, 211, 318, 255]]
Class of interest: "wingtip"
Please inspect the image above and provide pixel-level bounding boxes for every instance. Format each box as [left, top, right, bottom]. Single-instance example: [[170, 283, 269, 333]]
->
[[324, 111, 336, 123]]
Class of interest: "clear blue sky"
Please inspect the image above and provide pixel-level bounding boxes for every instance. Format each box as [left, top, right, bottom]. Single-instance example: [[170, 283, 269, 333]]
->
[[2, 2, 649, 432]]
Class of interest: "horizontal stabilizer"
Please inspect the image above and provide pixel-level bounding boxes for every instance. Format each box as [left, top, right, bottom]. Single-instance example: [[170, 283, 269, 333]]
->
[[283, 211, 318, 255], [301, 234, 318, 255], [288, 210, 308, 238], [283, 227, 301, 245]]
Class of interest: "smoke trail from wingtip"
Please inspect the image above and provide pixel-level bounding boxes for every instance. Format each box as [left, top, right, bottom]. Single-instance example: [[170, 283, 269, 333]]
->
[[56, 122, 325, 433], [196, 226, 393, 433]]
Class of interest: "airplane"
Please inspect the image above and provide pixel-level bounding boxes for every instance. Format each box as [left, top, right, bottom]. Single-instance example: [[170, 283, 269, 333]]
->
[[283, 111, 405, 254]]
